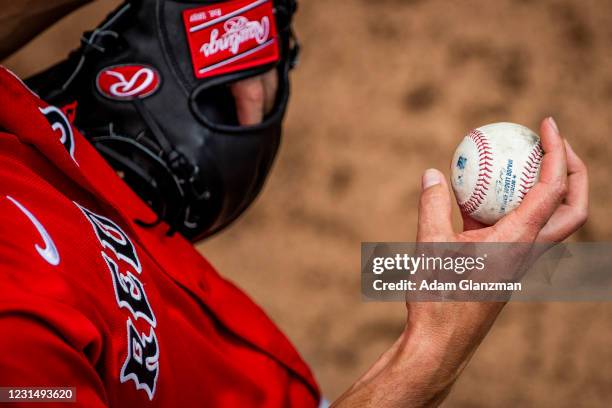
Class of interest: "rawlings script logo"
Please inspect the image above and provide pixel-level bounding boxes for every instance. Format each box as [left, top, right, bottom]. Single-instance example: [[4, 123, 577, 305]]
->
[[200, 16, 270, 57], [96, 65, 161, 101]]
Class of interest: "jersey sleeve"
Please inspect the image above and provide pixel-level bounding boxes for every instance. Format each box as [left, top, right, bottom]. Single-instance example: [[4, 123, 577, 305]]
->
[[0, 139, 108, 406], [0, 288, 108, 407]]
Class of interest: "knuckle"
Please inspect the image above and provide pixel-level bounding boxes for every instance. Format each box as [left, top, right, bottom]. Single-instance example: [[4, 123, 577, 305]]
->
[[548, 180, 568, 200], [575, 208, 588, 227], [419, 190, 445, 213]]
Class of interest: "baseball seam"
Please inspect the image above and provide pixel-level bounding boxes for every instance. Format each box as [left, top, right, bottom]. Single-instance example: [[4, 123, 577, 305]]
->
[[517, 142, 543, 201], [459, 129, 493, 215]]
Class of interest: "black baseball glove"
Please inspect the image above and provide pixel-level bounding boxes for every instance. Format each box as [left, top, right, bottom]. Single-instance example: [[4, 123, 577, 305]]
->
[[27, 0, 299, 241]]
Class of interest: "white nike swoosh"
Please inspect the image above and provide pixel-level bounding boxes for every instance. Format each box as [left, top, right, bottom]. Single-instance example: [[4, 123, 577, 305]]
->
[[7, 196, 60, 266]]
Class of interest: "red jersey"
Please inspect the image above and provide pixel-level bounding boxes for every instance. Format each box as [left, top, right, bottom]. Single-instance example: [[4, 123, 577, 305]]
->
[[0, 67, 320, 407]]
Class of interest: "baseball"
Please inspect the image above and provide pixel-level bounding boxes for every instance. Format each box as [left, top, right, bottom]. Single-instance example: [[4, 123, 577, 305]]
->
[[451, 122, 543, 225]]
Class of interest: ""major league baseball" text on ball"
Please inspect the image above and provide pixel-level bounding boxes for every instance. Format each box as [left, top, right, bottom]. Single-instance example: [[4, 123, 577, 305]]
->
[[451, 122, 543, 225]]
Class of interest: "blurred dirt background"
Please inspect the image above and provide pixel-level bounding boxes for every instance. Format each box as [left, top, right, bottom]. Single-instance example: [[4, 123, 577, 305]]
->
[[4, 0, 612, 406]]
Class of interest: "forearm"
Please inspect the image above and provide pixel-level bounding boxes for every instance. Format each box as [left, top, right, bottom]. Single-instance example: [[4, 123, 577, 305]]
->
[[0, 0, 91, 59], [333, 303, 504, 407]]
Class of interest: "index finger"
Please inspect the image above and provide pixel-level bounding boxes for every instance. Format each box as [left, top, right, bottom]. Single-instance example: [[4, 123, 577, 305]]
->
[[494, 117, 568, 240], [230, 76, 265, 126]]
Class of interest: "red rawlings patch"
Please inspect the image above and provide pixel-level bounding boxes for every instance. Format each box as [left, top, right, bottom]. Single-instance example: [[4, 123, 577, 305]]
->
[[96, 65, 161, 100], [183, 0, 280, 79]]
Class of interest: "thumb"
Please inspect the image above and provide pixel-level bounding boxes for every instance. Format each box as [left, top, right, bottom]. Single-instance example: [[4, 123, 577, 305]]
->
[[417, 168, 454, 241]]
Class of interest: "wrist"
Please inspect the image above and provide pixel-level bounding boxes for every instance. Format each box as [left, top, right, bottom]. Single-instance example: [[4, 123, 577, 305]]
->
[[393, 303, 505, 389], [333, 304, 505, 407]]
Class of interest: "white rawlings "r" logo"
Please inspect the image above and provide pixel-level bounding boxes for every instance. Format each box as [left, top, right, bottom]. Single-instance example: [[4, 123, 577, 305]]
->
[[96, 65, 161, 100], [105, 68, 155, 98]]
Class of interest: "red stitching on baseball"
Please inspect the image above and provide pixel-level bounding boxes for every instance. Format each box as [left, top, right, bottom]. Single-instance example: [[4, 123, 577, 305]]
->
[[458, 129, 494, 215], [517, 142, 543, 201]]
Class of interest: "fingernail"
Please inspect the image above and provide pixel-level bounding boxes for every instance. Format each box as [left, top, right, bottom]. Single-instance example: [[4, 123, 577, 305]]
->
[[548, 117, 560, 135], [422, 168, 442, 190]]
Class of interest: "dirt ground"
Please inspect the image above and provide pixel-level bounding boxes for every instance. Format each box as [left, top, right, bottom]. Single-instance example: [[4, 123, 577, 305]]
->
[[5, 0, 612, 405]]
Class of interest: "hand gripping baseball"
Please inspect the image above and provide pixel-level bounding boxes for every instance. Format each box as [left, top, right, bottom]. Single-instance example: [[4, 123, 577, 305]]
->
[[418, 117, 588, 244], [333, 117, 588, 408]]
